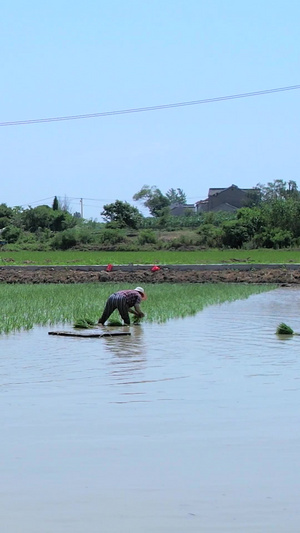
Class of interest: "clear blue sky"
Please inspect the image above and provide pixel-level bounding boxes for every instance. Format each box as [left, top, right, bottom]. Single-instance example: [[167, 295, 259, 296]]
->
[[1, 0, 299, 220]]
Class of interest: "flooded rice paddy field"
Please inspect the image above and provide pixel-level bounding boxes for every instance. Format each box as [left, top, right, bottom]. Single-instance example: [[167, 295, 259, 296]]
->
[[1, 286, 300, 532]]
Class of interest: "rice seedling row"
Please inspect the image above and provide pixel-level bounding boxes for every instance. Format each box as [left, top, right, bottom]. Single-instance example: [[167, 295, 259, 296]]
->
[[0, 283, 276, 334]]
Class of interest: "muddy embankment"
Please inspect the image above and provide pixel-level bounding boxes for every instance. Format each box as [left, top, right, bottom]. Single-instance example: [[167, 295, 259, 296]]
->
[[0, 265, 300, 284]]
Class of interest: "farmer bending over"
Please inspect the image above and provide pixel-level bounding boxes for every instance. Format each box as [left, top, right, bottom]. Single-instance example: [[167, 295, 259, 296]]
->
[[98, 286, 146, 326]]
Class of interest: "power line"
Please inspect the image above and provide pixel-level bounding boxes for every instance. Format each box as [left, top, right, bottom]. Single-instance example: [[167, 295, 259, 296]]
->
[[19, 196, 121, 213], [67, 196, 113, 202], [1, 84, 299, 128], [20, 196, 55, 207]]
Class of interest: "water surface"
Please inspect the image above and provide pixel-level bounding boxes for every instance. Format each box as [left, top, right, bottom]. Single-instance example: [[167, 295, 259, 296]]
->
[[1, 286, 300, 532]]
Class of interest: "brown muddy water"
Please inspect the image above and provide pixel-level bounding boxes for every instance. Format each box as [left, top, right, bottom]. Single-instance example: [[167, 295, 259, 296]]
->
[[1, 286, 300, 533]]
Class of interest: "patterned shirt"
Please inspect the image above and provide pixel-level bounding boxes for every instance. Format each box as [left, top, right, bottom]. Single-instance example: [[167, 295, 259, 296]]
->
[[116, 290, 142, 308]]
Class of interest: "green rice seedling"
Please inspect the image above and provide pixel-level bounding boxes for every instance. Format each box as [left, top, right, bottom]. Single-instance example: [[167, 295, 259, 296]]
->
[[0, 282, 277, 334], [107, 319, 123, 327], [85, 317, 96, 325], [2, 249, 300, 265], [144, 283, 277, 323], [276, 323, 300, 335], [74, 318, 96, 329]]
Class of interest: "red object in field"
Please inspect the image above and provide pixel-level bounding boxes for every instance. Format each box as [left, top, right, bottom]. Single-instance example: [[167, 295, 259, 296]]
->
[[106, 263, 113, 272], [151, 265, 160, 272]]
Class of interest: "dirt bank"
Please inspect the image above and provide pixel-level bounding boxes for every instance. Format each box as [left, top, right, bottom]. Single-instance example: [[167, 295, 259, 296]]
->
[[0, 266, 299, 284]]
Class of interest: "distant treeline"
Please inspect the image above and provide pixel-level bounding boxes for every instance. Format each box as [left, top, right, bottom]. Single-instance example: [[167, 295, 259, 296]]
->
[[1, 180, 300, 250]]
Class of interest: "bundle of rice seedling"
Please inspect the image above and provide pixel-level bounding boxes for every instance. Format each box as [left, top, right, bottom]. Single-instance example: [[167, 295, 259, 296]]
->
[[276, 322, 295, 335], [74, 318, 96, 329], [107, 319, 123, 327]]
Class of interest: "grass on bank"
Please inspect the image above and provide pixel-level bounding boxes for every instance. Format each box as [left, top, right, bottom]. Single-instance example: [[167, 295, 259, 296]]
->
[[1, 249, 300, 266], [0, 282, 276, 334]]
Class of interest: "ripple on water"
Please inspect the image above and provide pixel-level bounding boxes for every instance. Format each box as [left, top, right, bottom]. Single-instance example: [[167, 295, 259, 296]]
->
[[1, 287, 300, 532]]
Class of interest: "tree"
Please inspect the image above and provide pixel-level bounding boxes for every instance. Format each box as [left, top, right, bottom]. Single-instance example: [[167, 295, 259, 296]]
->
[[52, 196, 59, 210], [256, 179, 300, 202], [2, 225, 21, 243], [0, 203, 13, 219], [101, 200, 143, 229], [21, 205, 77, 233], [243, 188, 262, 207], [221, 220, 251, 248], [51, 211, 76, 232], [165, 188, 186, 205], [236, 207, 264, 235], [0, 203, 13, 230], [286, 180, 299, 199], [22, 205, 55, 232], [59, 195, 72, 212], [133, 185, 171, 217], [10, 206, 24, 228]]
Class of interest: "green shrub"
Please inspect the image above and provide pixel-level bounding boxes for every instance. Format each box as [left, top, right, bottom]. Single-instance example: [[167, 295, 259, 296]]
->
[[167, 234, 199, 249], [2, 225, 21, 243], [138, 230, 157, 245], [197, 224, 222, 247], [17, 231, 38, 245], [51, 229, 78, 250], [0, 216, 11, 229], [271, 230, 293, 248], [99, 229, 125, 245], [51, 211, 76, 232], [76, 227, 95, 244], [252, 229, 293, 249], [221, 220, 251, 248]]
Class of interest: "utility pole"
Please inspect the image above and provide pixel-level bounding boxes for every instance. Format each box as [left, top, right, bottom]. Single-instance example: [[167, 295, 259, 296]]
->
[[80, 198, 84, 218]]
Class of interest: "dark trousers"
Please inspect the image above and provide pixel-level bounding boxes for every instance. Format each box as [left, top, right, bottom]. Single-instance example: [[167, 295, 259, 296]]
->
[[98, 293, 130, 325]]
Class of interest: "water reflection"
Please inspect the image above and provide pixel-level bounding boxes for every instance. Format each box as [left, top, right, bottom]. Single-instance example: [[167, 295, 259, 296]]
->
[[103, 325, 147, 380], [103, 326, 149, 403]]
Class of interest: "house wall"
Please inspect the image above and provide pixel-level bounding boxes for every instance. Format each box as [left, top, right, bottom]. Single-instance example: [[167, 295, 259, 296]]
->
[[195, 202, 208, 213], [195, 185, 255, 213], [170, 204, 195, 216], [210, 202, 239, 212], [208, 187, 248, 211]]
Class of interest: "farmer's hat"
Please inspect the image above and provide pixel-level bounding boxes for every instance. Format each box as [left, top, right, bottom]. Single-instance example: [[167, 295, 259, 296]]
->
[[134, 286, 147, 300]]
